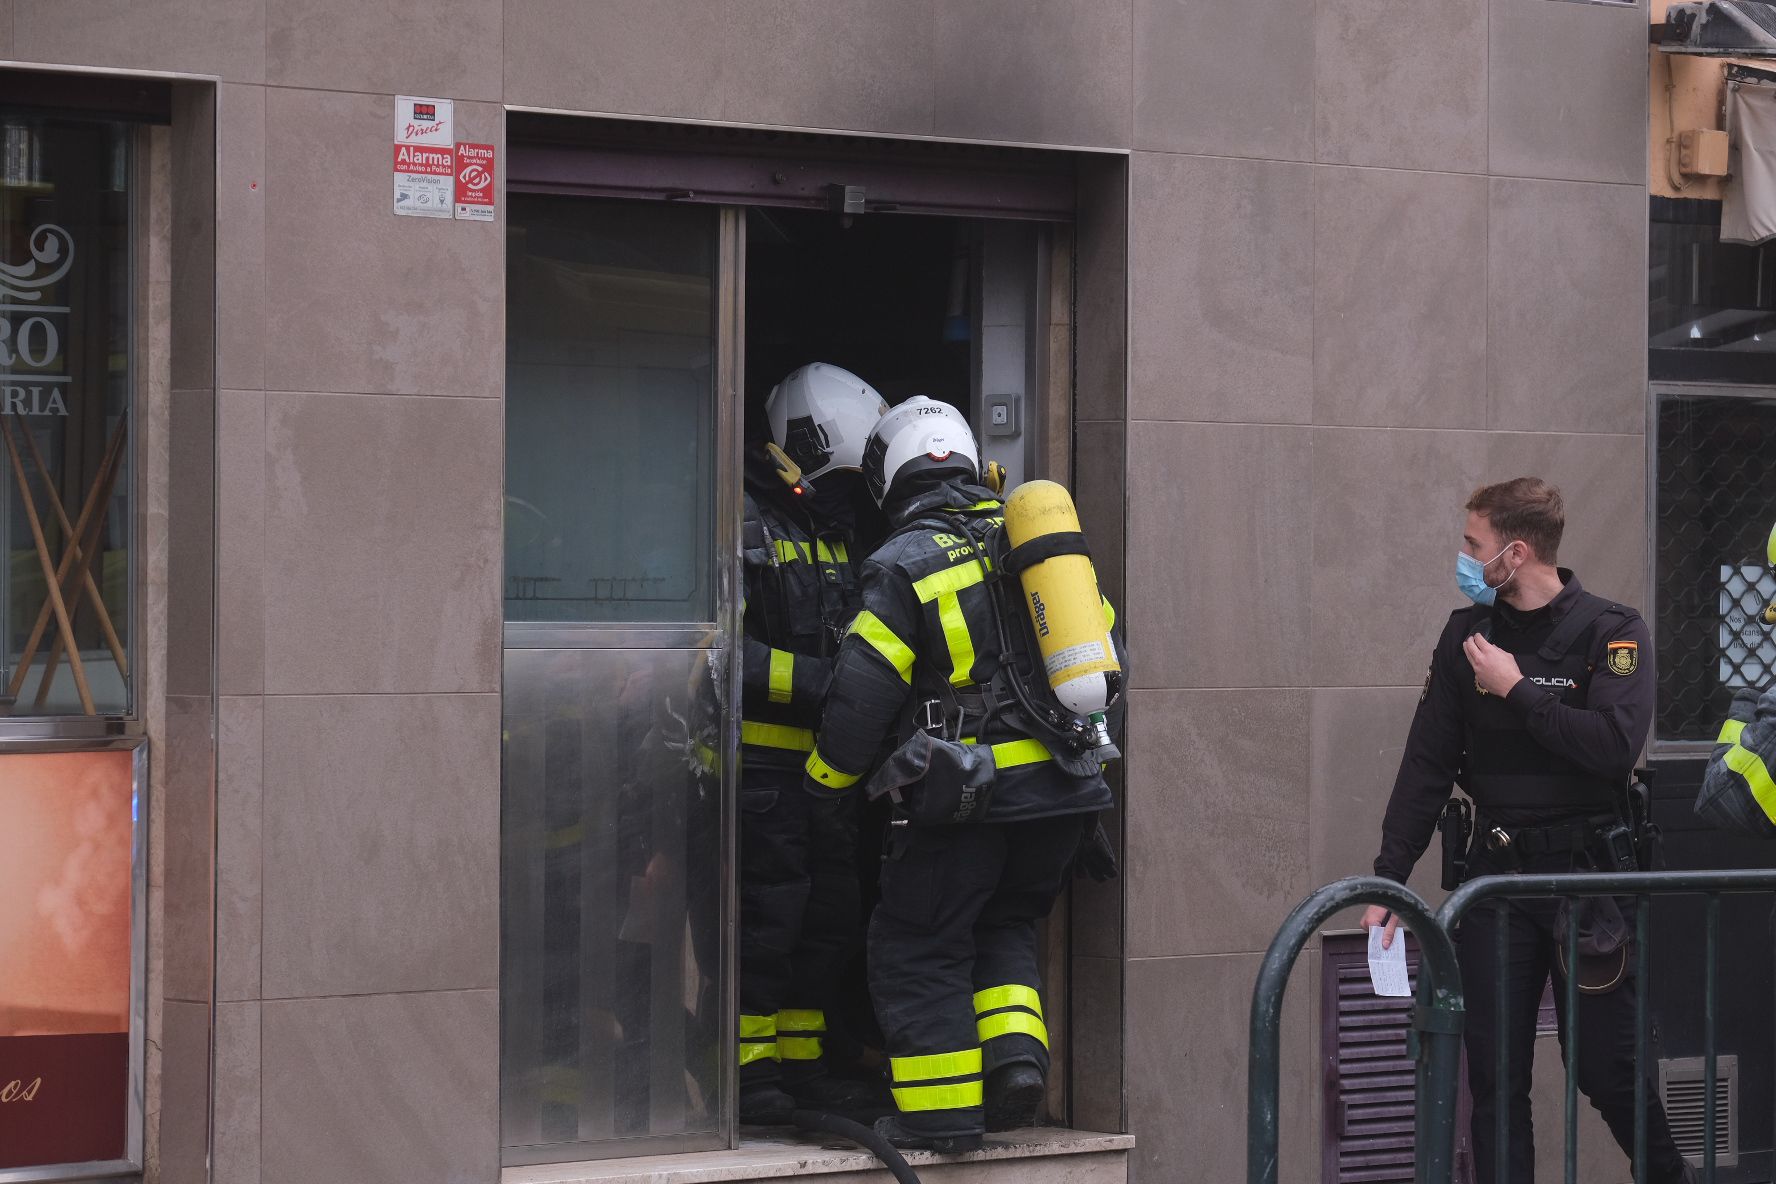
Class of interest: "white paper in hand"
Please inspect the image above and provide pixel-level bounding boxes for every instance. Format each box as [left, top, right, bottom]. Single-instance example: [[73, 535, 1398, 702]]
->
[[1367, 924, 1411, 997]]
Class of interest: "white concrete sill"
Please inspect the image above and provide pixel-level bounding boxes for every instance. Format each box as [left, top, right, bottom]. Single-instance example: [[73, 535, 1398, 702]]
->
[[503, 1127, 1135, 1184]]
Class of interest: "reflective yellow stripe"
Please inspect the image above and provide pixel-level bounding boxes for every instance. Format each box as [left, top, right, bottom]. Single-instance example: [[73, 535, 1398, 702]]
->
[[973, 985, 1043, 1017], [776, 1009, 826, 1033], [851, 611, 915, 683], [815, 539, 848, 564], [806, 749, 862, 790], [890, 1047, 982, 1082], [1719, 719, 1747, 746], [739, 1042, 778, 1066], [768, 649, 795, 704], [1723, 742, 1776, 822], [741, 721, 816, 752], [778, 1036, 823, 1061], [546, 822, 585, 850], [1102, 597, 1116, 630], [741, 1014, 777, 1038], [977, 1010, 1049, 1046], [961, 738, 1053, 770], [913, 562, 985, 602], [892, 1081, 984, 1112], [937, 592, 975, 686]]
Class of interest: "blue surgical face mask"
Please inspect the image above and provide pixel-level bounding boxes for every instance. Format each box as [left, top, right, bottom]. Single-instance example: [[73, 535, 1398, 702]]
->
[[1457, 544, 1515, 606]]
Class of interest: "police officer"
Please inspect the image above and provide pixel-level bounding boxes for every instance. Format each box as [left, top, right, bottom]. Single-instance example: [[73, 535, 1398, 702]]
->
[[1363, 477, 1690, 1184], [738, 363, 887, 1124], [803, 397, 1120, 1153]]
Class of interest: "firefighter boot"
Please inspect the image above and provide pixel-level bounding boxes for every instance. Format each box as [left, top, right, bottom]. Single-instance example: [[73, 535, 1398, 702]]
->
[[872, 1115, 983, 1155], [738, 1081, 796, 1127], [984, 1063, 1044, 1132]]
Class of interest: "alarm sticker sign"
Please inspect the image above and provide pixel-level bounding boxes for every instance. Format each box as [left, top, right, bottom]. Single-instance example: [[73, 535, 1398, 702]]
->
[[393, 96, 454, 218], [454, 142, 496, 221]]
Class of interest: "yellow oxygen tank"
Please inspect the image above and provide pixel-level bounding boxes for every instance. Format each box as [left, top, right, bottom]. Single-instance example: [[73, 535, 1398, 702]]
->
[[1004, 480, 1121, 719]]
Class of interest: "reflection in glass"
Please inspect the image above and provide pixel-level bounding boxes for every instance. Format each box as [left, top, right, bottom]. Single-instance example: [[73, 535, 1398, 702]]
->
[[0, 114, 133, 717], [501, 647, 724, 1154], [505, 195, 716, 623]]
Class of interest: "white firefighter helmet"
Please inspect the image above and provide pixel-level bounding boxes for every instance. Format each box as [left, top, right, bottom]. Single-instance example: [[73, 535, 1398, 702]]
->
[[765, 363, 888, 481], [861, 396, 981, 506]]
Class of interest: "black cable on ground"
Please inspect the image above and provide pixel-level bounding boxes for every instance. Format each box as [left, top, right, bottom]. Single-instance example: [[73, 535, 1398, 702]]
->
[[791, 1109, 923, 1184]]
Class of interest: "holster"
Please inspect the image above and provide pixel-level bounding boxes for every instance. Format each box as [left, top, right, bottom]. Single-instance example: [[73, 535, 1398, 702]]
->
[[865, 729, 997, 826], [1439, 798, 1474, 890]]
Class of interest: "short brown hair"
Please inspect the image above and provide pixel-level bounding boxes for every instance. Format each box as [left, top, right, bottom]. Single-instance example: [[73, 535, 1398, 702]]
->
[[1466, 477, 1564, 563]]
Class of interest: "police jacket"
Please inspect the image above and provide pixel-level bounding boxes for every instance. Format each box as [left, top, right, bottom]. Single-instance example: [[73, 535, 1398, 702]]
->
[[740, 458, 864, 771], [802, 478, 1117, 823], [1698, 684, 1776, 838], [1374, 572, 1652, 882]]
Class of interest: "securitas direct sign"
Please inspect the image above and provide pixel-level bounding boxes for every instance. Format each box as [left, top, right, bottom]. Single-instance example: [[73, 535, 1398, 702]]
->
[[392, 97, 496, 223]]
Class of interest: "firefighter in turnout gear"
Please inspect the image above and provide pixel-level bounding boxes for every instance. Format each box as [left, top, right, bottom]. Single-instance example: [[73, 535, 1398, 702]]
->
[[1364, 478, 1690, 1184], [804, 396, 1122, 1153], [738, 363, 888, 1125], [1697, 518, 1776, 838]]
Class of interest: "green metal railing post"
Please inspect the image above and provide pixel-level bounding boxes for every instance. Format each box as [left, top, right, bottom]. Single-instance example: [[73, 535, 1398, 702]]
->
[[1248, 877, 1464, 1184]]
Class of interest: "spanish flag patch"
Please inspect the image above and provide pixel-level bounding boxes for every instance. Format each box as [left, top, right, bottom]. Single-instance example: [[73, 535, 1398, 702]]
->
[[1606, 640, 1639, 676]]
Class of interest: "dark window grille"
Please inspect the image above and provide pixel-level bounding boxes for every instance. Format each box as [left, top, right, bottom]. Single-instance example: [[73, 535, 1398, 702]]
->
[[1654, 392, 1776, 743]]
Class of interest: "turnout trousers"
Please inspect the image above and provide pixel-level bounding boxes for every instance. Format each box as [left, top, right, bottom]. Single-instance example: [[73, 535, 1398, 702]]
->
[[867, 813, 1092, 1138], [1456, 861, 1688, 1184], [738, 767, 863, 1085]]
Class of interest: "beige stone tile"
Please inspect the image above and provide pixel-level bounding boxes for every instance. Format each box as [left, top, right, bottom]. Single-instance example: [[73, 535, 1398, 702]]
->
[[503, 0, 732, 118], [1125, 954, 1312, 1184], [218, 83, 266, 395], [721, 0, 934, 134], [1126, 422, 1313, 688], [1485, 432, 1647, 611], [163, 693, 215, 1004], [267, 0, 501, 98], [1314, 168, 1488, 429], [1309, 427, 1492, 688], [1490, 0, 1647, 184], [166, 389, 215, 701], [215, 1001, 261, 1184], [933, 0, 1131, 147], [263, 90, 503, 398], [159, 999, 213, 1184], [1488, 178, 1645, 434], [0, 2, 13, 58], [1130, 153, 1313, 424], [1076, 156, 1128, 423], [1308, 686, 1448, 930], [262, 392, 502, 695], [1125, 689, 1310, 958], [15, 0, 264, 81], [218, 388, 265, 696], [1315, 0, 1486, 173], [1069, 955, 1123, 1134], [262, 991, 497, 1184], [218, 695, 263, 1002], [262, 694, 499, 997], [1134, 0, 1313, 160]]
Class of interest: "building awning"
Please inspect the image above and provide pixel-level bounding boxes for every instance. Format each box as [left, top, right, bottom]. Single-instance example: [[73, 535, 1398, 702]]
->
[[1658, 1, 1776, 55]]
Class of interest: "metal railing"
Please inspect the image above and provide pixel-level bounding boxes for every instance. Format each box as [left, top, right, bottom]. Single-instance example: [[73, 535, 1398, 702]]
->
[[1249, 870, 1776, 1184]]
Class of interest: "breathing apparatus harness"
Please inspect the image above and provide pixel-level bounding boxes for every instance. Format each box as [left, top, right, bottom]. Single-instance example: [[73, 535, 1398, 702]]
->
[[753, 443, 854, 658]]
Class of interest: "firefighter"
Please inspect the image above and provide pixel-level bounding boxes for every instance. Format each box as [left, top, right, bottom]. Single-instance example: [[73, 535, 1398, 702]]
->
[[804, 397, 1121, 1153], [1697, 518, 1776, 838], [738, 363, 887, 1124]]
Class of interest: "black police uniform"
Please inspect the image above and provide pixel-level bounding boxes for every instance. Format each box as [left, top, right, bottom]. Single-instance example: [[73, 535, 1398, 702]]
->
[[804, 478, 1116, 1142], [738, 457, 867, 1102], [1375, 572, 1688, 1184]]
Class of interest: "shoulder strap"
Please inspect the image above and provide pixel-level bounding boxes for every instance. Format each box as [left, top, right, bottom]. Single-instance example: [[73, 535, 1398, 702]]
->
[[1539, 592, 1621, 662]]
